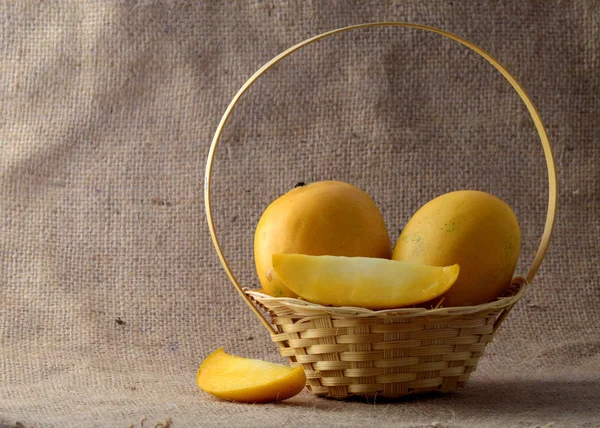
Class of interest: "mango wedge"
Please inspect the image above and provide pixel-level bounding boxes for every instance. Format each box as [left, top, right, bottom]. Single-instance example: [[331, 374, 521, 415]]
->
[[272, 254, 459, 310], [196, 348, 306, 403]]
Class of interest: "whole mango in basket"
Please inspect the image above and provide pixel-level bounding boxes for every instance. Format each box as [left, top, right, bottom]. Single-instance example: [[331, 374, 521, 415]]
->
[[196, 348, 306, 403], [393, 190, 520, 307], [254, 180, 391, 297], [272, 253, 459, 310]]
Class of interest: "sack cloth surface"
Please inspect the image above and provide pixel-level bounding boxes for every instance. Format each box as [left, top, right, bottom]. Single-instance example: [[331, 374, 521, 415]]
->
[[1, 1, 599, 427]]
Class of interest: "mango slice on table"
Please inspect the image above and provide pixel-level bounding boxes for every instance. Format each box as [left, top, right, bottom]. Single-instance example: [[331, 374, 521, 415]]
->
[[272, 254, 459, 310], [196, 348, 306, 403]]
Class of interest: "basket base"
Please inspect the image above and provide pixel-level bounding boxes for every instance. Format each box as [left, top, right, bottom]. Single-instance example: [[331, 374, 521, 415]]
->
[[296, 357, 477, 400]]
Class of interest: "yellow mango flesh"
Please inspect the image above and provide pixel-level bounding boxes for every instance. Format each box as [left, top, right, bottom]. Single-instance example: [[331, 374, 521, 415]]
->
[[196, 348, 306, 403], [272, 254, 459, 310]]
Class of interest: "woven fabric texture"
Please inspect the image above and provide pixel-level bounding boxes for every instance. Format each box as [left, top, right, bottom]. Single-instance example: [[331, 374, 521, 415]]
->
[[1, 1, 599, 427]]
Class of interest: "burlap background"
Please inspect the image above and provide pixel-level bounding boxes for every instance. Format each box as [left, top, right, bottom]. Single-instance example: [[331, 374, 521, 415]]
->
[[1, 1, 598, 427]]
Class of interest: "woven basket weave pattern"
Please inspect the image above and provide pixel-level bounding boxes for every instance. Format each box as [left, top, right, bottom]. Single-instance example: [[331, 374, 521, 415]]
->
[[273, 312, 497, 398], [248, 279, 525, 398]]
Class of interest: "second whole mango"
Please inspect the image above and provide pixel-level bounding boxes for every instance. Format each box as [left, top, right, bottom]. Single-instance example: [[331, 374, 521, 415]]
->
[[393, 190, 521, 307]]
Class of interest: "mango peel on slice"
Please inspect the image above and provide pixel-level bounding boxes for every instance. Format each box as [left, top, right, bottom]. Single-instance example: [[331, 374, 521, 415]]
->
[[272, 254, 460, 310], [196, 348, 306, 403]]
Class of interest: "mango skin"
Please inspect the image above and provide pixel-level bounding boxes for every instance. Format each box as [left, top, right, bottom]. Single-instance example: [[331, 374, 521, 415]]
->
[[196, 348, 306, 403], [393, 190, 520, 307], [254, 181, 391, 297]]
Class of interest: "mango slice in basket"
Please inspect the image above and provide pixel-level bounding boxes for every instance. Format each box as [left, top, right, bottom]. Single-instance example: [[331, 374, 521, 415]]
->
[[272, 254, 460, 310], [196, 348, 306, 403]]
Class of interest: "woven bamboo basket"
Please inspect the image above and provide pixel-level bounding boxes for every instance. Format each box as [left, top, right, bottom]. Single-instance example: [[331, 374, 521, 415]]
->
[[205, 23, 557, 399]]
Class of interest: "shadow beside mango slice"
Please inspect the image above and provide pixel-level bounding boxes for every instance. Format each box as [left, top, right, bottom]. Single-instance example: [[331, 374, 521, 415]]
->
[[196, 348, 306, 403], [272, 254, 459, 310]]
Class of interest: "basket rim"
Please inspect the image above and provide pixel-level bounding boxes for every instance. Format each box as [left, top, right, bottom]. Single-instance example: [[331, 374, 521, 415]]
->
[[245, 277, 527, 319]]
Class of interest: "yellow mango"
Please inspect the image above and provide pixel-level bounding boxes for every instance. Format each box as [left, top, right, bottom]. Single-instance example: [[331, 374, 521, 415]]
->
[[272, 253, 459, 310], [196, 348, 306, 403], [393, 190, 520, 307], [254, 181, 391, 297]]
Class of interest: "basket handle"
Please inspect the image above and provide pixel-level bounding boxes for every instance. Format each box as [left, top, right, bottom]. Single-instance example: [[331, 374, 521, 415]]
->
[[205, 22, 557, 334]]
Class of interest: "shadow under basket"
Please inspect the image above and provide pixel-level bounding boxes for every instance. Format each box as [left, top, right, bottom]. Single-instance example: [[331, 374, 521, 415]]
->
[[245, 278, 526, 399], [205, 23, 557, 401]]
